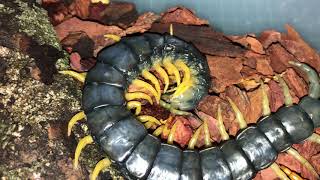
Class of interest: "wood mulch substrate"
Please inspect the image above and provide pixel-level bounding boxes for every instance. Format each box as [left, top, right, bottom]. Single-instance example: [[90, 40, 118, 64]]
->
[[43, 0, 320, 179]]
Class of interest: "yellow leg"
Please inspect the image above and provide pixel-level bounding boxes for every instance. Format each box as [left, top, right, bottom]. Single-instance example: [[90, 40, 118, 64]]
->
[[270, 163, 290, 180], [216, 104, 229, 141], [154, 64, 170, 93], [104, 34, 121, 42], [137, 115, 161, 125], [153, 125, 164, 136], [188, 124, 204, 149], [280, 165, 304, 180], [74, 135, 94, 169], [132, 79, 160, 103], [163, 57, 181, 85], [169, 24, 174, 36], [173, 82, 192, 98], [91, 158, 111, 180], [126, 101, 142, 115], [307, 133, 320, 144], [144, 121, 155, 129], [274, 74, 293, 106], [59, 70, 86, 83], [287, 148, 319, 179], [68, 111, 86, 136], [203, 119, 212, 147], [142, 70, 161, 96], [167, 121, 178, 144], [261, 81, 271, 116], [125, 92, 153, 105], [226, 97, 247, 129]]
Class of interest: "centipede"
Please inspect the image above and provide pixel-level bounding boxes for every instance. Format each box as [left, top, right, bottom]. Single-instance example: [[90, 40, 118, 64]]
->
[[60, 32, 320, 180]]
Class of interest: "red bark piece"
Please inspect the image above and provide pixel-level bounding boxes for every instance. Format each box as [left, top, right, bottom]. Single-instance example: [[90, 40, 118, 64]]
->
[[61, 31, 94, 58], [222, 86, 251, 125], [150, 23, 246, 57], [243, 57, 257, 69], [172, 117, 193, 148], [187, 116, 202, 129], [283, 68, 308, 98], [247, 87, 263, 124], [253, 167, 278, 180], [316, 128, 320, 134], [228, 35, 265, 54], [276, 153, 301, 176], [54, 17, 124, 41], [277, 140, 320, 180], [292, 141, 320, 180], [206, 56, 243, 93], [311, 154, 320, 174], [268, 80, 284, 112], [281, 24, 320, 72], [69, 0, 90, 19], [256, 57, 274, 76], [160, 6, 209, 26], [197, 95, 239, 136], [267, 43, 296, 73], [258, 29, 281, 49], [89, 1, 138, 28], [197, 111, 222, 143], [69, 52, 82, 72], [125, 12, 160, 35]]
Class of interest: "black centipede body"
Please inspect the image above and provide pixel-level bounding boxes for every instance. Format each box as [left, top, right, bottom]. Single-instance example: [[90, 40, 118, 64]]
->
[[82, 33, 320, 180]]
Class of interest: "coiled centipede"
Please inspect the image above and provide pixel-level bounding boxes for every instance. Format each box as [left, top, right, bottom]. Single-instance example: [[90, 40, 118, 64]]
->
[[61, 32, 320, 180]]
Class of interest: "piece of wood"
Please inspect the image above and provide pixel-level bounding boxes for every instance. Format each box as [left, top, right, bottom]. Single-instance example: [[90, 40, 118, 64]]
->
[[150, 23, 245, 57]]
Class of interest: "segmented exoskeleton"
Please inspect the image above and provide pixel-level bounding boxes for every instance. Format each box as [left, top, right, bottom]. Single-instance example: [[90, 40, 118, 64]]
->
[[63, 33, 320, 180]]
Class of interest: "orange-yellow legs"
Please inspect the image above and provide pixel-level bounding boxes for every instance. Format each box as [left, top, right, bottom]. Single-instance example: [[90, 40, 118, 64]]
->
[[67, 111, 86, 136], [167, 121, 178, 144], [137, 115, 162, 129], [173, 60, 193, 98], [287, 148, 319, 179], [131, 79, 160, 103], [216, 104, 229, 141], [91, 0, 110, 4], [59, 71, 86, 83], [142, 70, 161, 97], [280, 165, 304, 180], [226, 96, 248, 129], [126, 101, 142, 115], [274, 74, 293, 106], [270, 163, 290, 180], [125, 92, 153, 105], [188, 124, 204, 149], [163, 57, 181, 86], [104, 34, 121, 42], [74, 135, 94, 169], [307, 133, 320, 144], [91, 158, 111, 180], [153, 116, 172, 137], [153, 63, 170, 93]]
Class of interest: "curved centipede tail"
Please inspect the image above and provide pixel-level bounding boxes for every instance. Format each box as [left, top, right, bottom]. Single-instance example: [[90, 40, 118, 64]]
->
[[289, 61, 320, 99], [91, 158, 111, 180], [295, 62, 320, 128]]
